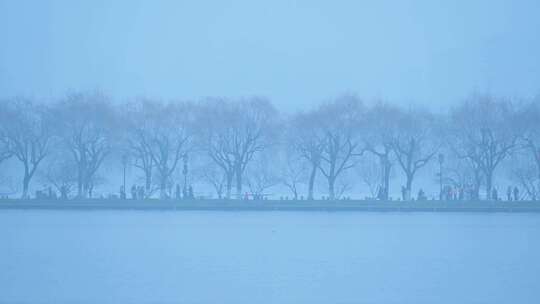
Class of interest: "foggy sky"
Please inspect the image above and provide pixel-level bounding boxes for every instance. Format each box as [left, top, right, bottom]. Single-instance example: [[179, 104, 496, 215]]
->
[[1, 0, 539, 111]]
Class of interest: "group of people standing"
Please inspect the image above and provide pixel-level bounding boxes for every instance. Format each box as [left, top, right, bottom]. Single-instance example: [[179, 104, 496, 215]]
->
[[119, 185, 146, 200], [505, 186, 520, 201], [35, 186, 69, 200], [119, 184, 195, 200], [175, 184, 194, 200]]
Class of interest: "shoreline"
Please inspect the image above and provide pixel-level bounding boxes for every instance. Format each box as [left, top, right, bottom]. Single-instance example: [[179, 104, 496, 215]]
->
[[1, 199, 540, 213]]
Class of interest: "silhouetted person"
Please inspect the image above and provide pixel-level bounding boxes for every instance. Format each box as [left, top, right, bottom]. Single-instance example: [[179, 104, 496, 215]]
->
[[175, 184, 181, 200], [138, 186, 145, 200], [513, 187, 519, 202], [417, 189, 427, 201], [60, 185, 68, 200], [88, 185, 94, 199], [131, 185, 137, 200], [507, 186, 512, 201], [188, 185, 194, 199], [401, 186, 407, 201], [377, 186, 384, 200], [492, 188, 498, 201]]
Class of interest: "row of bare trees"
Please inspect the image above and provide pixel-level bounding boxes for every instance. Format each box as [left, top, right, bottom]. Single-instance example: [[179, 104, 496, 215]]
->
[[0, 92, 538, 200]]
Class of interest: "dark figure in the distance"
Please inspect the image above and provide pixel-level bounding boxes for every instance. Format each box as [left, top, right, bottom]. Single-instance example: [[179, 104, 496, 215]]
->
[[401, 186, 407, 201], [507, 186, 512, 201], [513, 187, 519, 202], [377, 186, 385, 200], [188, 185, 194, 199], [60, 185, 68, 200], [492, 188, 498, 201], [417, 189, 426, 201], [131, 185, 137, 200], [182, 187, 188, 200], [138, 186, 145, 200], [175, 184, 181, 200]]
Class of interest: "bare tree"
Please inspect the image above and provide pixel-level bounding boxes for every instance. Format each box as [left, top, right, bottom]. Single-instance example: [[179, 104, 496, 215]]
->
[[123, 100, 156, 193], [0, 131, 12, 165], [517, 100, 540, 181], [130, 100, 194, 199], [51, 92, 117, 198], [196, 98, 235, 198], [356, 154, 382, 198], [449, 94, 519, 200], [197, 97, 277, 199], [334, 173, 353, 200], [194, 161, 227, 199], [0, 98, 53, 198], [507, 151, 539, 200], [278, 145, 308, 200], [444, 153, 483, 200], [317, 95, 364, 200], [289, 111, 324, 200], [39, 155, 77, 199], [363, 102, 400, 200], [245, 153, 280, 199], [391, 107, 439, 200]]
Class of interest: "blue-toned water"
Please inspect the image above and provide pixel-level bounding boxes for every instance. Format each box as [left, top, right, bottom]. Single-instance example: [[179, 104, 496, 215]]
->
[[1, 210, 539, 303]]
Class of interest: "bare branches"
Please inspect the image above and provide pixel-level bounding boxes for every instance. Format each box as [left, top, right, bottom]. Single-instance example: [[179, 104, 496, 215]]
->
[[389, 106, 440, 198], [0, 91, 538, 201], [196, 97, 277, 199], [0, 98, 53, 198], [448, 94, 519, 199], [315, 94, 365, 199], [124, 99, 194, 198], [51, 91, 116, 198]]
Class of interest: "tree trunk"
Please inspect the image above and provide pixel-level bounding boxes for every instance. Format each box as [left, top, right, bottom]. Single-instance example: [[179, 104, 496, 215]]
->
[[225, 173, 232, 199], [160, 176, 167, 199], [473, 183, 480, 200], [405, 173, 413, 200], [21, 171, 30, 199], [145, 169, 152, 192], [307, 164, 317, 200], [235, 168, 242, 199], [77, 175, 84, 198], [328, 176, 335, 200], [380, 155, 391, 200], [485, 170, 493, 200]]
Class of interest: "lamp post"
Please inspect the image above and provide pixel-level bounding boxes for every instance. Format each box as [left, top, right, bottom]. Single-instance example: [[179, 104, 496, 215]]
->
[[122, 154, 128, 200], [438, 153, 444, 201], [182, 154, 188, 198]]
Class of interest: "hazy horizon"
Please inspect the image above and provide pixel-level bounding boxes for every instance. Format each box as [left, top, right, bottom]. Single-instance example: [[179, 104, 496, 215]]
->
[[1, 0, 540, 112]]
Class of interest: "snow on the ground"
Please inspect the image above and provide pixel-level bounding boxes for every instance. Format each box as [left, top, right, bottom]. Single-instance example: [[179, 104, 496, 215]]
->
[[1, 210, 539, 304]]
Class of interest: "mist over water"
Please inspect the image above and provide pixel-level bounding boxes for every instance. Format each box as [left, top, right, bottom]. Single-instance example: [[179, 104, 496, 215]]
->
[[1, 0, 539, 111], [1, 2, 540, 303]]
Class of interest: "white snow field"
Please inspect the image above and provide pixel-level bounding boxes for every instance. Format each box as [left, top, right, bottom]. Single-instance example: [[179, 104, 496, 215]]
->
[[1, 210, 539, 304]]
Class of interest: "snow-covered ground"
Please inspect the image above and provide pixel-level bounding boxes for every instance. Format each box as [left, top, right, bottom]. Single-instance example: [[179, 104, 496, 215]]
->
[[1, 210, 539, 304]]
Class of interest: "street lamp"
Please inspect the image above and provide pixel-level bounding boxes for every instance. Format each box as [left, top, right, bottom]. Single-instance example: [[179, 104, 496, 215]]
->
[[122, 154, 128, 200], [182, 154, 188, 198], [438, 153, 444, 201]]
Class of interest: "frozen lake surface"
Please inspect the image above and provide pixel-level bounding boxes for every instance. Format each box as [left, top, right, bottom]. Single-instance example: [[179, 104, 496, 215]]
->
[[1, 210, 539, 304]]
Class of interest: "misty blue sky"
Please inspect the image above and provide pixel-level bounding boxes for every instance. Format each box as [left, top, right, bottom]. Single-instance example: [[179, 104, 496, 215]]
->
[[1, 0, 539, 111]]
